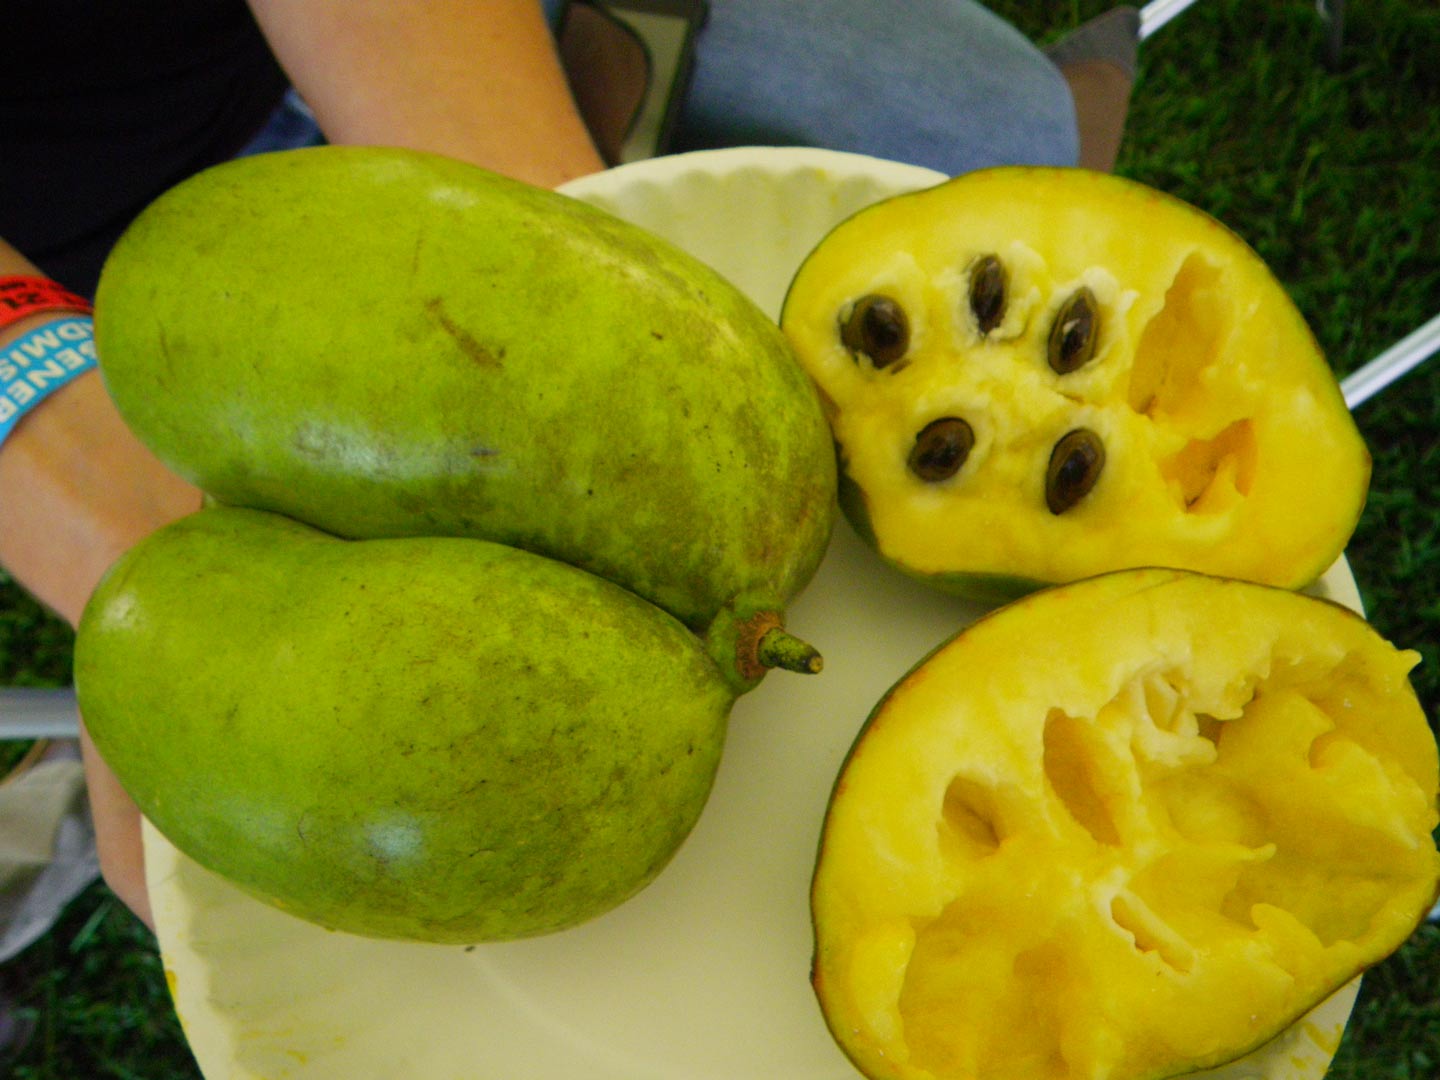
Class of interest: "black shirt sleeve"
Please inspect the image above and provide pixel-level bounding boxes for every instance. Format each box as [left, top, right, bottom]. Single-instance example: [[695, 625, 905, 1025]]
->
[[0, 0, 290, 296]]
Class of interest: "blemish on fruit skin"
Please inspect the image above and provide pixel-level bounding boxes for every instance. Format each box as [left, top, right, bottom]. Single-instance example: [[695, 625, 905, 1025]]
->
[[362, 815, 426, 872], [424, 297, 504, 368]]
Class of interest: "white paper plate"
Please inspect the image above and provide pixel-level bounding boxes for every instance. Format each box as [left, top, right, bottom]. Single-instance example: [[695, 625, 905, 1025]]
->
[[145, 147, 1362, 1080]]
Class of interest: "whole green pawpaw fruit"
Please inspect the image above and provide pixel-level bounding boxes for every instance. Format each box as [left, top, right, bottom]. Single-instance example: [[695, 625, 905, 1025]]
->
[[92, 145, 835, 650], [75, 507, 736, 943]]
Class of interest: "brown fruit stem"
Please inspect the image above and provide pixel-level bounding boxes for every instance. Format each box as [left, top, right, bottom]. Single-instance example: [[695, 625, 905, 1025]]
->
[[731, 611, 823, 682], [756, 626, 824, 675]]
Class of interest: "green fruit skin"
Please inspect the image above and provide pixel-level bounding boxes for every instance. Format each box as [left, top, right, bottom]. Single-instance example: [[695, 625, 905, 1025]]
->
[[74, 507, 736, 944], [92, 146, 836, 636]]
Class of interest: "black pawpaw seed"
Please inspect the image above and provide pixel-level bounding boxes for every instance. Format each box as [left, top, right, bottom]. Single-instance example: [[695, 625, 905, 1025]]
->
[[840, 294, 909, 369], [1047, 287, 1099, 374], [969, 254, 1008, 335], [908, 417, 975, 483], [1046, 428, 1106, 513]]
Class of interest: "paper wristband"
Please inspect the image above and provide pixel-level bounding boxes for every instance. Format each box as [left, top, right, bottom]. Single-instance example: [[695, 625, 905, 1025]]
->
[[0, 317, 98, 447], [0, 276, 93, 330]]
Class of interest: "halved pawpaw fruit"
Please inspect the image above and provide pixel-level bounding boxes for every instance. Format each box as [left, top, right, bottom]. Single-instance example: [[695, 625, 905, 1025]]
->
[[811, 568, 1439, 1080], [780, 168, 1371, 602]]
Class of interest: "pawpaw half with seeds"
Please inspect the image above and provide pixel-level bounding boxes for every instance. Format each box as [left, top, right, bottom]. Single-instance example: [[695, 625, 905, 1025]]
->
[[810, 568, 1440, 1080], [780, 167, 1371, 602]]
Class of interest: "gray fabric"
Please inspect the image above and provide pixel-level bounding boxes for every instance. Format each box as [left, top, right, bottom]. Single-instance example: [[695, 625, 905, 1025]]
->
[[549, 0, 1080, 173], [0, 749, 100, 963]]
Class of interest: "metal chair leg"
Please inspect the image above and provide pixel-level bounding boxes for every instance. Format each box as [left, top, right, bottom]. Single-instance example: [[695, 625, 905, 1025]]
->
[[1341, 312, 1440, 411], [0, 687, 79, 741]]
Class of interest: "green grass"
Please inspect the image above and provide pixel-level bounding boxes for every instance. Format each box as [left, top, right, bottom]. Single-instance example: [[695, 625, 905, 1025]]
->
[[3, 1, 1439, 1076]]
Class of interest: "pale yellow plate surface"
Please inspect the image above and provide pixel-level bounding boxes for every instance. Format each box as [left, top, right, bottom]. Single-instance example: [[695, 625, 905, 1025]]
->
[[145, 147, 1362, 1080]]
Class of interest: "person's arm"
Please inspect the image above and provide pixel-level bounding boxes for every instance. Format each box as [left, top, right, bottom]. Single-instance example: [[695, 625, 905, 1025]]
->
[[246, 0, 607, 188], [0, 240, 202, 927]]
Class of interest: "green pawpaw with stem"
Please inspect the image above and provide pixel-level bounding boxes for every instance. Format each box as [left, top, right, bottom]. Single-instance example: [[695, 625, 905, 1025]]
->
[[94, 145, 835, 685]]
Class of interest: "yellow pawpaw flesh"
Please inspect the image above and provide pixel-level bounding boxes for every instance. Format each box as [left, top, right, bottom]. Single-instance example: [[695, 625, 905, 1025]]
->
[[780, 168, 1371, 597], [811, 569, 1440, 1080]]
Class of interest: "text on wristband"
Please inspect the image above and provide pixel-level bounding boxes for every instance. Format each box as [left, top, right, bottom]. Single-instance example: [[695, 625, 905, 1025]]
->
[[0, 317, 98, 442]]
